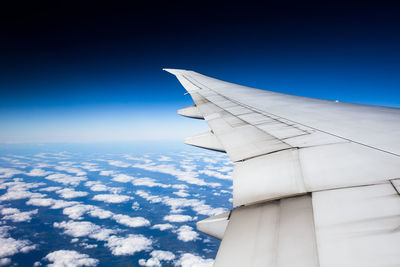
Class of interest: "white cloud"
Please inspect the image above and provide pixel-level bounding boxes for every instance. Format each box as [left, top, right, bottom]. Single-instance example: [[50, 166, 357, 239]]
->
[[79, 162, 100, 172], [139, 250, 175, 267], [132, 201, 140, 210], [25, 168, 52, 177], [26, 198, 78, 210], [99, 170, 116, 176], [176, 226, 199, 242], [39, 186, 62, 192], [46, 173, 87, 186], [198, 170, 232, 180], [105, 234, 152, 256], [112, 214, 150, 228], [108, 160, 131, 168], [163, 215, 193, 223], [173, 190, 190, 198], [0, 258, 11, 266], [111, 174, 179, 189], [151, 224, 174, 231], [131, 162, 220, 187], [174, 253, 214, 267], [111, 174, 134, 183], [158, 156, 172, 162], [0, 226, 37, 259], [88, 207, 114, 219], [54, 221, 115, 241], [1, 207, 38, 222], [92, 194, 133, 204], [136, 190, 227, 216], [56, 188, 88, 199], [44, 250, 99, 267], [62, 204, 93, 220], [84, 181, 121, 194], [0, 181, 45, 201], [0, 168, 22, 178], [55, 166, 87, 176]]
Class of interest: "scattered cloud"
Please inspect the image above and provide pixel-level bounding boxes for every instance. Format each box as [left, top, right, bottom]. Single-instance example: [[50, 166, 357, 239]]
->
[[0, 226, 37, 259], [176, 225, 199, 242], [46, 173, 87, 186], [0, 168, 22, 178], [131, 161, 220, 187], [105, 234, 152, 256], [55, 166, 87, 176], [1, 207, 38, 222], [198, 170, 232, 180], [44, 250, 99, 267], [174, 253, 214, 267], [25, 168, 52, 177], [54, 220, 115, 241], [136, 190, 227, 216], [164, 215, 193, 223], [151, 224, 174, 231], [139, 250, 175, 267], [56, 188, 88, 199], [108, 160, 131, 168], [112, 214, 150, 228], [92, 194, 133, 204]]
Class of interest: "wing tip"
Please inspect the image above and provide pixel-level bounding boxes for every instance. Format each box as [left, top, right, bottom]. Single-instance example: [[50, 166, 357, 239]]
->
[[163, 68, 192, 75]]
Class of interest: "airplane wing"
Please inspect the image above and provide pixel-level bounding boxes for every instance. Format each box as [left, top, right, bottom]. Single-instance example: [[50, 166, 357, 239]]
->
[[164, 68, 400, 267]]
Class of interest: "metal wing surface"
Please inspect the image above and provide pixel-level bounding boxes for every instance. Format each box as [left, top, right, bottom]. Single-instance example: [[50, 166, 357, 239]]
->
[[165, 68, 400, 267]]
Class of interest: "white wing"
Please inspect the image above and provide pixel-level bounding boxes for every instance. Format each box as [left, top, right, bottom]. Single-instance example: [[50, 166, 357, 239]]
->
[[165, 68, 400, 267]]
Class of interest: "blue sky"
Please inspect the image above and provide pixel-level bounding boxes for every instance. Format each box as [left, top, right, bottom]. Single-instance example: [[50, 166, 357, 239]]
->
[[1, 1, 400, 143]]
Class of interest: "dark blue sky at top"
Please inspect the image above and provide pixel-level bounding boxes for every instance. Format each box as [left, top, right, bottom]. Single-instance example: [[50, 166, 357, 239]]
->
[[1, 1, 400, 142]]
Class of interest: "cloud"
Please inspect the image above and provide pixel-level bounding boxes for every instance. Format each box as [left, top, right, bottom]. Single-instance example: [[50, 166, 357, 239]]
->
[[0, 168, 22, 178], [176, 226, 199, 242], [0, 258, 11, 266], [158, 156, 172, 162], [131, 162, 220, 187], [55, 166, 87, 176], [62, 205, 94, 220], [111, 174, 134, 183], [84, 181, 121, 193], [163, 215, 193, 223], [79, 162, 100, 172], [46, 173, 87, 186], [108, 160, 131, 168], [136, 190, 227, 216], [105, 234, 152, 256], [53, 221, 115, 241], [0, 226, 37, 259], [88, 207, 114, 219], [0, 181, 45, 201], [174, 253, 214, 267], [198, 170, 232, 180], [92, 194, 133, 204], [139, 250, 175, 267], [25, 168, 52, 177], [44, 250, 99, 267], [39, 186, 62, 192], [56, 188, 88, 199], [1, 207, 38, 222], [26, 198, 78, 210], [112, 214, 150, 228], [99, 170, 117, 176], [151, 224, 174, 231], [132, 201, 140, 210], [173, 190, 190, 198]]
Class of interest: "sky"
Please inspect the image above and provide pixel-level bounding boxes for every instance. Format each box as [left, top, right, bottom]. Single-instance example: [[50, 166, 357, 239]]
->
[[1, 1, 400, 143]]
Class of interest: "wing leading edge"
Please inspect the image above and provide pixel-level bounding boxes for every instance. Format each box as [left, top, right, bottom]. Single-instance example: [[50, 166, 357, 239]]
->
[[165, 68, 400, 267]]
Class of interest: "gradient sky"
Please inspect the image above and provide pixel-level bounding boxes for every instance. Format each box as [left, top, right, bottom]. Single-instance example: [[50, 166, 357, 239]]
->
[[1, 1, 400, 143]]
